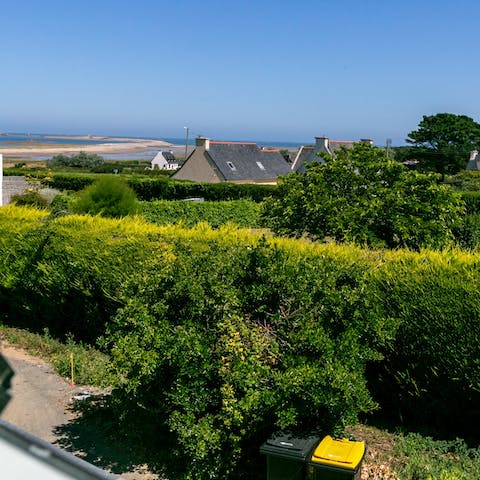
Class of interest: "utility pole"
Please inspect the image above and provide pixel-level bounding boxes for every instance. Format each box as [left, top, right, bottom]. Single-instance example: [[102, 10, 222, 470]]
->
[[184, 126, 190, 161], [386, 138, 392, 159]]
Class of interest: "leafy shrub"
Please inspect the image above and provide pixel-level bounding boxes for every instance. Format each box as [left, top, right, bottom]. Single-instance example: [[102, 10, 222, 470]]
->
[[0, 210, 173, 342], [40, 172, 95, 191], [263, 143, 465, 249], [460, 191, 480, 214], [47, 151, 104, 168], [73, 176, 139, 218], [449, 170, 480, 191], [11, 189, 48, 208], [453, 213, 480, 249], [394, 433, 480, 480], [367, 249, 480, 436], [141, 199, 262, 228], [105, 232, 391, 479]]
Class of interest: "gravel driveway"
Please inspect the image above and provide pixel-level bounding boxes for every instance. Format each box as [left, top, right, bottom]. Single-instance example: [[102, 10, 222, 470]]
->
[[1, 345, 158, 479]]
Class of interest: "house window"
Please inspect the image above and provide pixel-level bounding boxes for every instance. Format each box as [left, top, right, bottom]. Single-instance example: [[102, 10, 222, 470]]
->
[[227, 162, 237, 171], [256, 161, 265, 170]]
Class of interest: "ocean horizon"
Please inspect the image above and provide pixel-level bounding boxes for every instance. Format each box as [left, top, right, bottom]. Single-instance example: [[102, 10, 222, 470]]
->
[[0, 132, 307, 149]]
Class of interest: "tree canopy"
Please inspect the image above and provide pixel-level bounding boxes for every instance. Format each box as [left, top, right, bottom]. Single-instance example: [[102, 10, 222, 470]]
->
[[405, 113, 480, 178], [262, 143, 464, 250]]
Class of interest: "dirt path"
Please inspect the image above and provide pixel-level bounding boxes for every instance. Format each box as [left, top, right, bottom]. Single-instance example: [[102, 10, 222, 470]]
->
[[0, 344, 159, 480], [1, 345, 97, 442]]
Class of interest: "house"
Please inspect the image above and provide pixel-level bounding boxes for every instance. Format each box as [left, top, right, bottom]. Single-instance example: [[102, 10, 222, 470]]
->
[[150, 150, 179, 170], [466, 150, 480, 170], [172, 137, 291, 183], [291, 136, 373, 172]]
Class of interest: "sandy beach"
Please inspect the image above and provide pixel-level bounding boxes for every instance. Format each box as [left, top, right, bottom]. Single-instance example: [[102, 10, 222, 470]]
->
[[0, 135, 178, 157]]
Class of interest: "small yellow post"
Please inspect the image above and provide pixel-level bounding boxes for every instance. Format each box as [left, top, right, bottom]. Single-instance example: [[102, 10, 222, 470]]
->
[[70, 352, 75, 386]]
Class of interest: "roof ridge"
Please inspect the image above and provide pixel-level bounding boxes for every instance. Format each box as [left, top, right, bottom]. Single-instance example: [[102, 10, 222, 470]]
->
[[210, 141, 257, 145]]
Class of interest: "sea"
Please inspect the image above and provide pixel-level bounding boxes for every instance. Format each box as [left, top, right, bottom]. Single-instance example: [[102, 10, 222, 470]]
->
[[0, 133, 306, 161]]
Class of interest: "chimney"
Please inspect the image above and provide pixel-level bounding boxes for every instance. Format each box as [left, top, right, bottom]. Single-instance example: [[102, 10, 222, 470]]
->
[[195, 136, 210, 150], [315, 136, 329, 151]]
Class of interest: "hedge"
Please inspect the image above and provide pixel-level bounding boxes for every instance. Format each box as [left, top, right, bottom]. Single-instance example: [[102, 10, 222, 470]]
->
[[460, 191, 480, 214], [36, 172, 278, 201], [1, 206, 480, 478], [140, 199, 262, 228]]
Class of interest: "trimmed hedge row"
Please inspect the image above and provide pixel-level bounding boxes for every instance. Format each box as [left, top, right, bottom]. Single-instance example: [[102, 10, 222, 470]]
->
[[461, 191, 480, 214], [35, 172, 278, 201], [1, 206, 480, 478], [140, 199, 262, 228]]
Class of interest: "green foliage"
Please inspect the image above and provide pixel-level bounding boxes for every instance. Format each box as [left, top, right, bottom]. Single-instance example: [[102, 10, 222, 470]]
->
[[263, 143, 464, 249], [40, 172, 95, 191], [394, 433, 480, 480], [39, 172, 278, 201], [452, 213, 480, 249], [73, 176, 139, 218], [10, 189, 49, 208], [368, 249, 480, 435], [406, 113, 480, 177], [0, 210, 172, 343], [0, 326, 111, 386], [450, 170, 480, 192], [2, 207, 480, 477], [141, 199, 262, 228], [105, 234, 386, 479], [47, 151, 105, 168]]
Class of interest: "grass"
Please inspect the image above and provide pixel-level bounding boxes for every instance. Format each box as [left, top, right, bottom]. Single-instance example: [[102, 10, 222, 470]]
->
[[0, 326, 112, 387]]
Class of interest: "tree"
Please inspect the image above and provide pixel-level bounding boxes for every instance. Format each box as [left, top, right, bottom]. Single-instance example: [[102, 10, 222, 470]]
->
[[262, 143, 464, 250], [406, 113, 480, 178], [48, 151, 104, 168], [73, 176, 139, 218]]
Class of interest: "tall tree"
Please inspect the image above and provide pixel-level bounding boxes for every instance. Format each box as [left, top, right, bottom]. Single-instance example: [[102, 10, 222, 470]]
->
[[262, 143, 464, 250], [406, 113, 480, 179]]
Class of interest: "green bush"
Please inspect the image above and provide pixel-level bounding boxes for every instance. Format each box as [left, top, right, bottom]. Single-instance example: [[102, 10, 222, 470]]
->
[[105, 233, 386, 479], [453, 213, 480, 249], [73, 176, 139, 218], [460, 191, 480, 214], [367, 249, 480, 435], [47, 152, 104, 168], [394, 433, 480, 480], [40, 172, 95, 191], [11, 189, 49, 208], [141, 199, 262, 228], [263, 143, 465, 250]]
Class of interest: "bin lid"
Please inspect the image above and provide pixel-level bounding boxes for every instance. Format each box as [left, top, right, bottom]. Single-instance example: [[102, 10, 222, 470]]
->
[[310, 436, 365, 470], [260, 432, 320, 461]]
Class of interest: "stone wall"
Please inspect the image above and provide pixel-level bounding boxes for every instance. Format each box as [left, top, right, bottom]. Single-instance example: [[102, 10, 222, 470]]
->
[[2, 176, 28, 205]]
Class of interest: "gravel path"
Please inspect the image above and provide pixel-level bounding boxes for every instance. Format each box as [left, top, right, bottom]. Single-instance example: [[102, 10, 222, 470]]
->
[[0, 345, 158, 480]]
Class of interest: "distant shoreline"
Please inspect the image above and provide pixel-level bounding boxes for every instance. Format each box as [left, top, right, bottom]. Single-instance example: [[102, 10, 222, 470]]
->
[[0, 134, 181, 158]]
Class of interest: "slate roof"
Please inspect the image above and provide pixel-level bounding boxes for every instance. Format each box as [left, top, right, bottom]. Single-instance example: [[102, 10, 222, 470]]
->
[[206, 142, 290, 181], [162, 151, 177, 164], [292, 137, 372, 173], [291, 146, 314, 171]]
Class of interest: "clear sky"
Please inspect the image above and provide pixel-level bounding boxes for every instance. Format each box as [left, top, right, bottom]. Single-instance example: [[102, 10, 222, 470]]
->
[[1, 0, 479, 145]]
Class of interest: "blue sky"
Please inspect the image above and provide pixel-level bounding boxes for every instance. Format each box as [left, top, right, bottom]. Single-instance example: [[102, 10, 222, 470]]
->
[[1, 0, 479, 145]]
